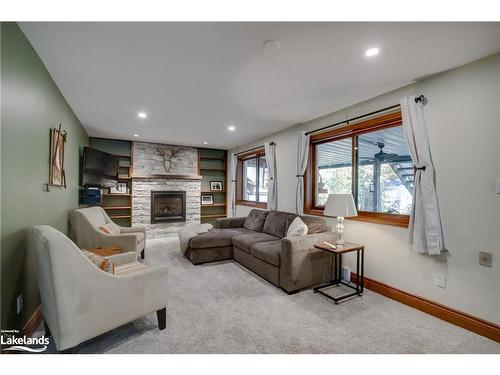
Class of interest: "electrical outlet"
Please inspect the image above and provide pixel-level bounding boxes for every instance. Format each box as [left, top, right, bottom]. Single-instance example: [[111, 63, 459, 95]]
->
[[16, 294, 23, 314], [479, 251, 492, 267], [341, 266, 351, 282], [434, 274, 446, 288]]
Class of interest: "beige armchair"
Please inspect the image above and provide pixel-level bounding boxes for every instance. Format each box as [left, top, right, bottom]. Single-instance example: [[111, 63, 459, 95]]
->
[[31, 225, 168, 352], [70, 206, 146, 259]]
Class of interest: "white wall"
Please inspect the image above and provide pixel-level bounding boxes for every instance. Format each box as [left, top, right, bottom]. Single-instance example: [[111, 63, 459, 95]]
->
[[229, 53, 500, 324]]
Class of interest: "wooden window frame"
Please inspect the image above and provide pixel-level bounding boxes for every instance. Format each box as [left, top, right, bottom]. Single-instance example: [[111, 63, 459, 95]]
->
[[304, 111, 410, 228], [236, 147, 267, 209]]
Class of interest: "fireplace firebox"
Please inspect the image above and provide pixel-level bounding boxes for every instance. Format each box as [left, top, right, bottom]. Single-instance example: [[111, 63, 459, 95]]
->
[[151, 191, 186, 224]]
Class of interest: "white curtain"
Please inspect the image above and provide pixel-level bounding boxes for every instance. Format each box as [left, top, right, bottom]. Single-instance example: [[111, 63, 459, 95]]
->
[[265, 142, 277, 210], [400, 96, 445, 255], [295, 131, 310, 215], [230, 153, 237, 216]]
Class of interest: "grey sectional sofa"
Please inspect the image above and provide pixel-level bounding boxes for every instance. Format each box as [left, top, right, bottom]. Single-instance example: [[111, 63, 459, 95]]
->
[[184, 209, 338, 293]]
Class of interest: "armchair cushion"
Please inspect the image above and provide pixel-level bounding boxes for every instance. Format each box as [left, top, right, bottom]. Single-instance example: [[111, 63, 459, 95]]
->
[[114, 261, 147, 275], [99, 223, 120, 235], [82, 249, 115, 274], [107, 252, 138, 265]]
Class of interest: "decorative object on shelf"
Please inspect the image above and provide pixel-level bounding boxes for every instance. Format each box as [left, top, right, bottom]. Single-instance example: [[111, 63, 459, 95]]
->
[[210, 181, 223, 191], [156, 146, 180, 173], [201, 194, 214, 205], [323, 193, 358, 247], [48, 124, 67, 188], [110, 182, 128, 194]]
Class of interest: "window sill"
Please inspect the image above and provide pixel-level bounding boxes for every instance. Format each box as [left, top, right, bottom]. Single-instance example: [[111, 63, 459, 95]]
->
[[236, 200, 267, 209], [303, 208, 409, 228]]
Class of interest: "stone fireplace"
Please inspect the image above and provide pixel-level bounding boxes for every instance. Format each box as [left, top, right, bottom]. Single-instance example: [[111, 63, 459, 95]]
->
[[131, 141, 201, 238], [150, 191, 186, 224]]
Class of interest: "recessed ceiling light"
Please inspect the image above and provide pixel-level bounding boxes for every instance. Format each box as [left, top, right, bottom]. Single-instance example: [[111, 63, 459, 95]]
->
[[227, 125, 236, 131], [203, 141, 208, 145], [138, 112, 147, 119], [133, 134, 139, 137], [263, 39, 280, 50], [365, 47, 380, 57]]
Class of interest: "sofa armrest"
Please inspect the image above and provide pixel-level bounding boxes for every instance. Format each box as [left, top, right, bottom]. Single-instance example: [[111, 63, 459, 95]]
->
[[282, 232, 338, 254], [107, 251, 138, 265], [280, 232, 338, 293], [215, 217, 246, 229]]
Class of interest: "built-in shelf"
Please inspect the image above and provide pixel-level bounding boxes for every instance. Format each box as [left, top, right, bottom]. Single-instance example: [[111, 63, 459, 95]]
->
[[90, 137, 133, 227], [199, 148, 228, 224], [200, 156, 226, 161], [201, 214, 227, 219]]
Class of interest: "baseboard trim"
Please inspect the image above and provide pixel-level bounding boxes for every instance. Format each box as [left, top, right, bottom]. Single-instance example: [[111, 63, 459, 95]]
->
[[351, 273, 500, 342], [21, 305, 43, 337]]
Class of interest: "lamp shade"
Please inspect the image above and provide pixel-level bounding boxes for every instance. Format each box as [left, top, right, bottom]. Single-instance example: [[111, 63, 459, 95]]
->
[[323, 193, 358, 217]]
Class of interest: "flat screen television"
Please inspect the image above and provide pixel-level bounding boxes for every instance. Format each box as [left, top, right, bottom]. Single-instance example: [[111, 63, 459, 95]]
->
[[82, 147, 119, 187]]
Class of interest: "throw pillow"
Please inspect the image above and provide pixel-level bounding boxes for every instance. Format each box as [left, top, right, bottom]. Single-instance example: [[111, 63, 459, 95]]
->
[[82, 249, 115, 274], [286, 217, 309, 237], [99, 223, 120, 235], [243, 209, 270, 232]]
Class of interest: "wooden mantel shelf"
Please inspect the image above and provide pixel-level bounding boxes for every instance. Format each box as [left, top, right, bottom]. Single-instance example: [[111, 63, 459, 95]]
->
[[132, 174, 203, 180]]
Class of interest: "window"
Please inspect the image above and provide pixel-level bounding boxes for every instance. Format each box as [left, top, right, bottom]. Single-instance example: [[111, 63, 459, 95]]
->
[[236, 148, 269, 208], [305, 111, 413, 227]]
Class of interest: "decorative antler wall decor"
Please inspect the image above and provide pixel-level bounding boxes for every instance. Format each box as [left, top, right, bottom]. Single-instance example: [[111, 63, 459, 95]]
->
[[156, 146, 181, 173]]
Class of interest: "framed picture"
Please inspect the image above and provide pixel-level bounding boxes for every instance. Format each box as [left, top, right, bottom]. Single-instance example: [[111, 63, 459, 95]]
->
[[49, 126, 67, 188], [210, 181, 223, 191], [201, 194, 214, 205], [110, 182, 128, 194]]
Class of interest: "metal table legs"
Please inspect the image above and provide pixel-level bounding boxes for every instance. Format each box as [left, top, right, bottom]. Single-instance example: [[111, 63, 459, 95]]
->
[[313, 248, 364, 304]]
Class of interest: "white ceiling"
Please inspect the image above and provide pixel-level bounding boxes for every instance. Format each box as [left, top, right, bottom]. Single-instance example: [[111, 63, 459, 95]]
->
[[19, 22, 500, 149]]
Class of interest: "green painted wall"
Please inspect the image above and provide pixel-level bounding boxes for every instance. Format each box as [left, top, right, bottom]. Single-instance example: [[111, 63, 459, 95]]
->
[[1, 22, 89, 330]]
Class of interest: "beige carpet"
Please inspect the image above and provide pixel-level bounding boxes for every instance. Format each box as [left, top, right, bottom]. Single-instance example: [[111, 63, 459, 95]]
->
[[43, 237, 499, 353]]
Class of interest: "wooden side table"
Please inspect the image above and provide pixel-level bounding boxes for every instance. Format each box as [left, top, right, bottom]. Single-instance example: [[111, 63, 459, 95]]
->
[[86, 246, 121, 257], [313, 241, 364, 304]]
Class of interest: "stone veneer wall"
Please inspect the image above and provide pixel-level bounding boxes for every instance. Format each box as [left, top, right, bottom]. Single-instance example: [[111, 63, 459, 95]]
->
[[132, 178, 201, 238], [131, 142, 201, 238], [133, 141, 198, 176]]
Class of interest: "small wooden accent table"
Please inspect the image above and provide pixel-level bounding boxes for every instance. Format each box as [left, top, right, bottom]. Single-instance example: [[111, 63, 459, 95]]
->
[[313, 241, 365, 304], [87, 246, 121, 257]]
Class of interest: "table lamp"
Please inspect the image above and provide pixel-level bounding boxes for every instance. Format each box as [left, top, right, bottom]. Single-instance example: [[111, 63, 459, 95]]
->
[[323, 193, 358, 246]]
